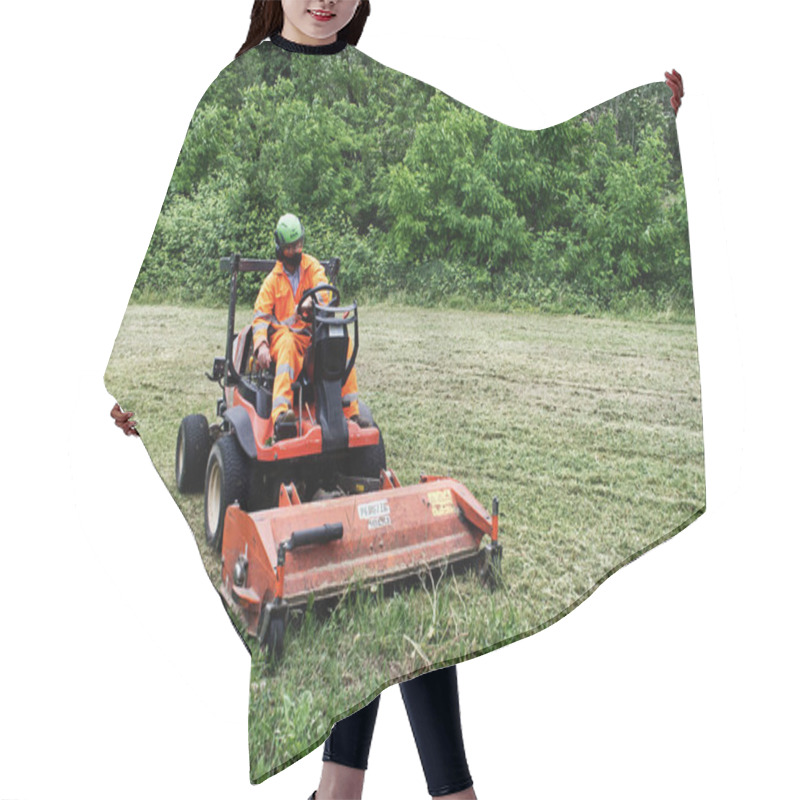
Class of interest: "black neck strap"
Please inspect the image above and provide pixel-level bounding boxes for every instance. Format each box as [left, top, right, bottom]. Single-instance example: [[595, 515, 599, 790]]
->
[[270, 32, 348, 55]]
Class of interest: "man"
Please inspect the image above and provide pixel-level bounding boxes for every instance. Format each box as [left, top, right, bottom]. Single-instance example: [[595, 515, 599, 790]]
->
[[252, 213, 365, 438]]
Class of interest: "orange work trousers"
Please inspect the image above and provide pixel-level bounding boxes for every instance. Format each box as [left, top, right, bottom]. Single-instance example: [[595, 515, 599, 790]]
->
[[270, 327, 359, 423]]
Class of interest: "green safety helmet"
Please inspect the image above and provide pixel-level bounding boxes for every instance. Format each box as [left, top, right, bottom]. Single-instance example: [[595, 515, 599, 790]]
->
[[274, 213, 305, 252]]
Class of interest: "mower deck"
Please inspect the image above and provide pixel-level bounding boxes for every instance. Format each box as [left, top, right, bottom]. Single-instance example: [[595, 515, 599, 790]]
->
[[219, 474, 500, 640]]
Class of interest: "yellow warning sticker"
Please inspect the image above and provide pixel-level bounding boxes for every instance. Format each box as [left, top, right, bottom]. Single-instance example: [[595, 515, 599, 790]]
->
[[428, 489, 457, 517]]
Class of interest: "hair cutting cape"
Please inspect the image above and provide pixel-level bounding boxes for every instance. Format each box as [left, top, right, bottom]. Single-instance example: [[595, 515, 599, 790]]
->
[[105, 39, 704, 783]]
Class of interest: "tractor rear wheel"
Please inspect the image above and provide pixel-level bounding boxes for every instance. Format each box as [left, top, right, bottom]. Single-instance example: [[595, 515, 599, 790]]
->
[[176, 415, 210, 493], [204, 434, 249, 552]]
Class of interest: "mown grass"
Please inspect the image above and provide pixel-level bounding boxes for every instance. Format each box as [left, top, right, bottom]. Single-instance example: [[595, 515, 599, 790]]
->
[[132, 284, 697, 324], [105, 302, 704, 781]]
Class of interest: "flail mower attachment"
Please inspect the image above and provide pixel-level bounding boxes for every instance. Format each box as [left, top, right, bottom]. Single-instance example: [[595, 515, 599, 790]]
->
[[219, 472, 501, 658]]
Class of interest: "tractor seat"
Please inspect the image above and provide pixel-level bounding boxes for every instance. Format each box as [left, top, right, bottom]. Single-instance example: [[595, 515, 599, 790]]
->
[[233, 325, 274, 419]]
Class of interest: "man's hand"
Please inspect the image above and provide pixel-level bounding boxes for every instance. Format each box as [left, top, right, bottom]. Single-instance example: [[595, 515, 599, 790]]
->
[[300, 295, 314, 313], [255, 341, 271, 370], [110, 403, 139, 436]]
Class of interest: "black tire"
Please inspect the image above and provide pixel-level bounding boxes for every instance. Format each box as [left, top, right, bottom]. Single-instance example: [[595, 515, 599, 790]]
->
[[479, 546, 503, 591], [347, 402, 386, 479], [266, 616, 286, 661], [175, 415, 210, 494], [204, 434, 249, 552]]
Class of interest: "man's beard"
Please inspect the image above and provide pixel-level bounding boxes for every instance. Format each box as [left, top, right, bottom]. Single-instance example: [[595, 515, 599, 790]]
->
[[282, 251, 302, 270]]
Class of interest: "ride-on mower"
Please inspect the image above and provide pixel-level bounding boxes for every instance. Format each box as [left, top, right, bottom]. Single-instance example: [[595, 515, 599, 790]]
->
[[176, 254, 502, 659]]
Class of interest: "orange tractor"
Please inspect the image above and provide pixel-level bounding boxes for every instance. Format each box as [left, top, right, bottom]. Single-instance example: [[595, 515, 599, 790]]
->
[[176, 254, 502, 658]]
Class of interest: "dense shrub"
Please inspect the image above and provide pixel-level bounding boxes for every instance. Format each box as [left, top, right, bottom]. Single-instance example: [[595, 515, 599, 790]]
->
[[133, 46, 693, 317]]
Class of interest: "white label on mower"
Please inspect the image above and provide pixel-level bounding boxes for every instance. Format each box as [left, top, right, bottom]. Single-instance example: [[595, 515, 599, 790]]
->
[[358, 499, 392, 530]]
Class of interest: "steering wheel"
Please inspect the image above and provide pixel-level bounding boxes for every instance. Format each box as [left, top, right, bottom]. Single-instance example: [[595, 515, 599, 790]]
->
[[296, 283, 340, 322]]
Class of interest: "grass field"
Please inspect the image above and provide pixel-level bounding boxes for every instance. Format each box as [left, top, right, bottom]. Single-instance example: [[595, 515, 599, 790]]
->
[[105, 302, 704, 781]]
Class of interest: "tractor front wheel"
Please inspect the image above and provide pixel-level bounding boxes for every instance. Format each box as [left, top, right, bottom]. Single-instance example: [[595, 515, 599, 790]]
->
[[204, 434, 248, 552], [176, 415, 210, 493], [347, 402, 386, 479]]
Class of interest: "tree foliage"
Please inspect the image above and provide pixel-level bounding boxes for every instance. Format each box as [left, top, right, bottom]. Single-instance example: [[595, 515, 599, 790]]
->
[[135, 44, 692, 314]]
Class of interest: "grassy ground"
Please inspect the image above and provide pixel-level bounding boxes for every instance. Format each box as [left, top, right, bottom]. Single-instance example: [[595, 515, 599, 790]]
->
[[105, 302, 705, 781]]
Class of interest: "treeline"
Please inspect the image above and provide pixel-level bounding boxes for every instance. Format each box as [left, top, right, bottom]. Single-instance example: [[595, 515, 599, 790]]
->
[[135, 45, 692, 316]]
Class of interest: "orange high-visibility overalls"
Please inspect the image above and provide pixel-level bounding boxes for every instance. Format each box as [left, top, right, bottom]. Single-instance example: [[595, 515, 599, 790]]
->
[[252, 253, 359, 424]]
